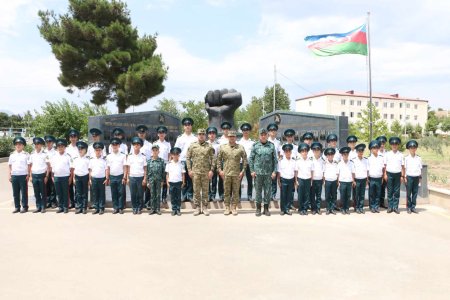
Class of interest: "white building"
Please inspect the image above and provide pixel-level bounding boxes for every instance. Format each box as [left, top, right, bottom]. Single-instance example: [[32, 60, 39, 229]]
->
[[296, 90, 428, 129]]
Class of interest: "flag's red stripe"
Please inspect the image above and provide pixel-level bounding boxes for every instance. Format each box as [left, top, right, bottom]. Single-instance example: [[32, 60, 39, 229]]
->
[[350, 30, 367, 44]]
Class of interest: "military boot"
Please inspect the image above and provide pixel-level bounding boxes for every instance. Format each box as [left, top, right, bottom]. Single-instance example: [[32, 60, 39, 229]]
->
[[231, 206, 238, 216], [193, 207, 201, 216], [224, 206, 231, 215], [255, 203, 262, 217], [263, 204, 271, 216], [203, 207, 210, 216]]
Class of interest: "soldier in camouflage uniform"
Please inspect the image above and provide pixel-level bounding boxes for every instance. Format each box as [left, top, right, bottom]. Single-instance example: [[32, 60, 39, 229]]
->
[[216, 131, 247, 216], [249, 128, 278, 217], [186, 129, 215, 216], [147, 144, 166, 215]]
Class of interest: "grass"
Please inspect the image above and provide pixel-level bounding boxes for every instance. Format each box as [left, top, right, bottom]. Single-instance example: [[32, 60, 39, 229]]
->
[[418, 144, 450, 189]]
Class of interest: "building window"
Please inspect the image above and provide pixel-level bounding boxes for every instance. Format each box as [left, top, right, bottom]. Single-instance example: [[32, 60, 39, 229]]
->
[[383, 102, 388, 108], [350, 112, 354, 118], [350, 100, 354, 105], [375, 102, 379, 107], [341, 99, 346, 105], [390, 114, 394, 119], [414, 104, 418, 109], [309, 101, 312, 107], [357, 112, 362, 118], [414, 115, 418, 120], [357, 100, 362, 106], [406, 103, 410, 109], [341, 112, 345, 116], [399, 115, 402, 120], [400, 103, 403, 108], [406, 115, 410, 120], [383, 114, 387, 119], [390, 103, 394, 108]]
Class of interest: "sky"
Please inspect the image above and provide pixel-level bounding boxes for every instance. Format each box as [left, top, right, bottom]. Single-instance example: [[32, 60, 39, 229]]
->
[[0, 0, 449, 115]]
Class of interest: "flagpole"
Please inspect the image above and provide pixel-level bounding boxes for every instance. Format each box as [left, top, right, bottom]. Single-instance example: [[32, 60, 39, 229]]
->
[[367, 12, 373, 141], [273, 64, 277, 113]]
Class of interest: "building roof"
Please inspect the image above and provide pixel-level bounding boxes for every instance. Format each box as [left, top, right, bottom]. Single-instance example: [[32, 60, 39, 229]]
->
[[296, 90, 428, 103]]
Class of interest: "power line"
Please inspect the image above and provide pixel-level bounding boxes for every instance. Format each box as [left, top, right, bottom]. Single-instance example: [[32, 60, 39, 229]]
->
[[276, 69, 315, 96]]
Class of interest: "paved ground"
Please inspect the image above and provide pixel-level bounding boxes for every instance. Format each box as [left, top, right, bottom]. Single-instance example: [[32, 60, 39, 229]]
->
[[1, 164, 450, 299]]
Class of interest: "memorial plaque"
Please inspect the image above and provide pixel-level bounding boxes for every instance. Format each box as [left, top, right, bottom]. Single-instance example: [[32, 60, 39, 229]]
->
[[259, 111, 349, 148], [88, 111, 181, 149]]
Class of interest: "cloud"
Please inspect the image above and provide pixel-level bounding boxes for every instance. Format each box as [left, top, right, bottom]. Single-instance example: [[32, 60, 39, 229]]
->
[[146, 0, 175, 11]]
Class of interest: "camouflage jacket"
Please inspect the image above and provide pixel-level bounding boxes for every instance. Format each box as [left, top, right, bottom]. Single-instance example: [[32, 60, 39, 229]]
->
[[216, 143, 247, 176], [249, 141, 277, 175], [147, 157, 166, 183], [186, 141, 215, 174]]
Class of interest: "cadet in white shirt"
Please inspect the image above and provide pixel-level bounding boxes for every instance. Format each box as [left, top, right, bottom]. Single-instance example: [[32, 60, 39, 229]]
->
[[66, 129, 80, 209], [218, 121, 231, 145], [352, 144, 368, 214], [154, 125, 171, 204], [367, 140, 384, 213], [376, 135, 388, 208], [302, 132, 315, 159], [404, 140, 422, 214], [89, 142, 108, 215], [337, 147, 355, 215], [323, 148, 339, 215], [295, 143, 314, 215], [280, 129, 298, 159], [87, 128, 106, 158], [44, 135, 58, 208], [207, 126, 222, 202], [28, 137, 49, 213], [107, 138, 128, 214], [384, 137, 405, 214], [50, 139, 74, 214], [311, 142, 325, 214], [166, 147, 185, 216], [238, 123, 255, 201], [72, 141, 90, 214], [267, 123, 281, 201], [323, 134, 341, 163], [347, 135, 358, 208], [278, 144, 296, 215], [174, 117, 197, 201], [130, 125, 152, 209], [126, 137, 147, 214], [108, 127, 129, 154], [8, 137, 30, 213]]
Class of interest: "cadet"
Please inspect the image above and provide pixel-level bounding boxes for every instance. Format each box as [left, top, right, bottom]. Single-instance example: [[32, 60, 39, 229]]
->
[[66, 129, 80, 209], [89, 142, 107, 215], [186, 129, 215, 216], [404, 140, 422, 214], [109, 127, 128, 154], [107, 137, 127, 214], [323, 134, 341, 163], [166, 147, 185, 216], [296, 143, 313, 215], [28, 137, 49, 213], [376, 135, 388, 208], [278, 144, 296, 215], [216, 130, 247, 216], [237, 123, 254, 201], [302, 132, 315, 158], [49, 139, 74, 213], [347, 135, 358, 160], [311, 142, 325, 214], [207, 126, 222, 202], [267, 123, 281, 201], [323, 148, 338, 215], [367, 140, 384, 213], [384, 137, 404, 214], [280, 129, 298, 159], [72, 141, 90, 214], [8, 137, 30, 213], [218, 121, 232, 145], [154, 126, 171, 205], [147, 145, 166, 215], [352, 143, 368, 214], [126, 137, 147, 214], [337, 147, 354, 215], [44, 135, 57, 208], [249, 128, 278, 217], [174, 117, 197, 202], [87, 128, 106, 157]]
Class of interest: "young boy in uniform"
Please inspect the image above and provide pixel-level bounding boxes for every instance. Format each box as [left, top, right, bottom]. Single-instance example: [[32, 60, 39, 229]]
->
[[166, 147, 185, 216], [352, 143, 368, 214], [66, 129, 80, 209], [278, 144, 296, 215], [126, 137, 147, 214], [44, 135, 57, 208], [384, 137, 404, 214], [89, 142, 108, 215], [72, 141, 90, 214], [337, 147, 354, 215], [28, 137, 49, 213], [50, 139, 73, 214], [295, 143, 313, 215], [147, 145, 166, 215], [106, 137, 127, 214], [367, 140, 384, 213], [87, 128, 106, 158], [154, 126, 171, 205], [311, 142, 324, 214], [207, 126, 221, 202], [323, 148, 338, 215], [404, 140, 422, 214], [8, 137, 30, 213]]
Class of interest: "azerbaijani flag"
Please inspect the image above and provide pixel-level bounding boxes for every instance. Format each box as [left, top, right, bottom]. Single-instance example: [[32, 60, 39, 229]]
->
[[304, 24, 367, 56]]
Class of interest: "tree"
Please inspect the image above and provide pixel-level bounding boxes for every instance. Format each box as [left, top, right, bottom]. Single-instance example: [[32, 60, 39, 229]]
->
[[38, 0, 168, 113], [440, 117, 450, 133], [413, 123, 423, 137], [33, 99, 109, 138], [181, 100, 208, 132], [349, 102, 388, 142], [0, 112, 9, 127], [425, 110, 439, 135], [259, 83, 290, 114], [390, 120, 403, 136], [155, 98, 181, 118]]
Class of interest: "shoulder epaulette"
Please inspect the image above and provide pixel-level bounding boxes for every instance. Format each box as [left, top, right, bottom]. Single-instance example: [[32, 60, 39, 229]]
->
[[309, 157, 313, 160]]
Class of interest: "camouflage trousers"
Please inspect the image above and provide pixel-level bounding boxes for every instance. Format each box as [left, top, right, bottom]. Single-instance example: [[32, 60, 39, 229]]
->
[[193, 173, 209, 208], [254, 174, 272, 205], [224, 175, 240, 207]]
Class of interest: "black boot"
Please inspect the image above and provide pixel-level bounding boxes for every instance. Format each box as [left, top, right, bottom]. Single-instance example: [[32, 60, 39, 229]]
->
[[263, 204, 271, 216], [255, 203, 262, 217]]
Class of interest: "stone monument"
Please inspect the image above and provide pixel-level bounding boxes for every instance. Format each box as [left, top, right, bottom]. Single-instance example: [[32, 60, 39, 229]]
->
[[205, 88, 242, 131]]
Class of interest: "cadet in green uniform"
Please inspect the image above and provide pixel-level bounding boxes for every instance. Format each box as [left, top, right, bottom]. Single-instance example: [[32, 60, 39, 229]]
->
[[249, 128, 278, 217], [8, 137, 30, 213], [186, 129, 215, 216], [147, 145, 166, 215], [404, 140, 422, 214], [216, 130, 247, 216]]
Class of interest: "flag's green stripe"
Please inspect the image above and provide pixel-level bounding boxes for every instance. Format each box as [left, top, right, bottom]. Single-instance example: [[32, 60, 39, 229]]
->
[[310, 42, 368, 57]]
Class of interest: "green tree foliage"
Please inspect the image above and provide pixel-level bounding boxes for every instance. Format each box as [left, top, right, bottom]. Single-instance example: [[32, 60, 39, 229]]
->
[[390, 119, 403, 136], [440, 117, 450, 132], [0, 137, 14, 157], [33, 99, 109, 138], [349, 102, 388, 142], [155, 98, 181, 118], [181, 100, 208, 132], [38, 0, 168, 113], [260, 83, 290, 114], [425, 110, 439, 135]]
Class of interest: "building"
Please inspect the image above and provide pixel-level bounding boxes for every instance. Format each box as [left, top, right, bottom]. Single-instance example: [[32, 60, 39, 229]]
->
[[296, 90, 428, 129]]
